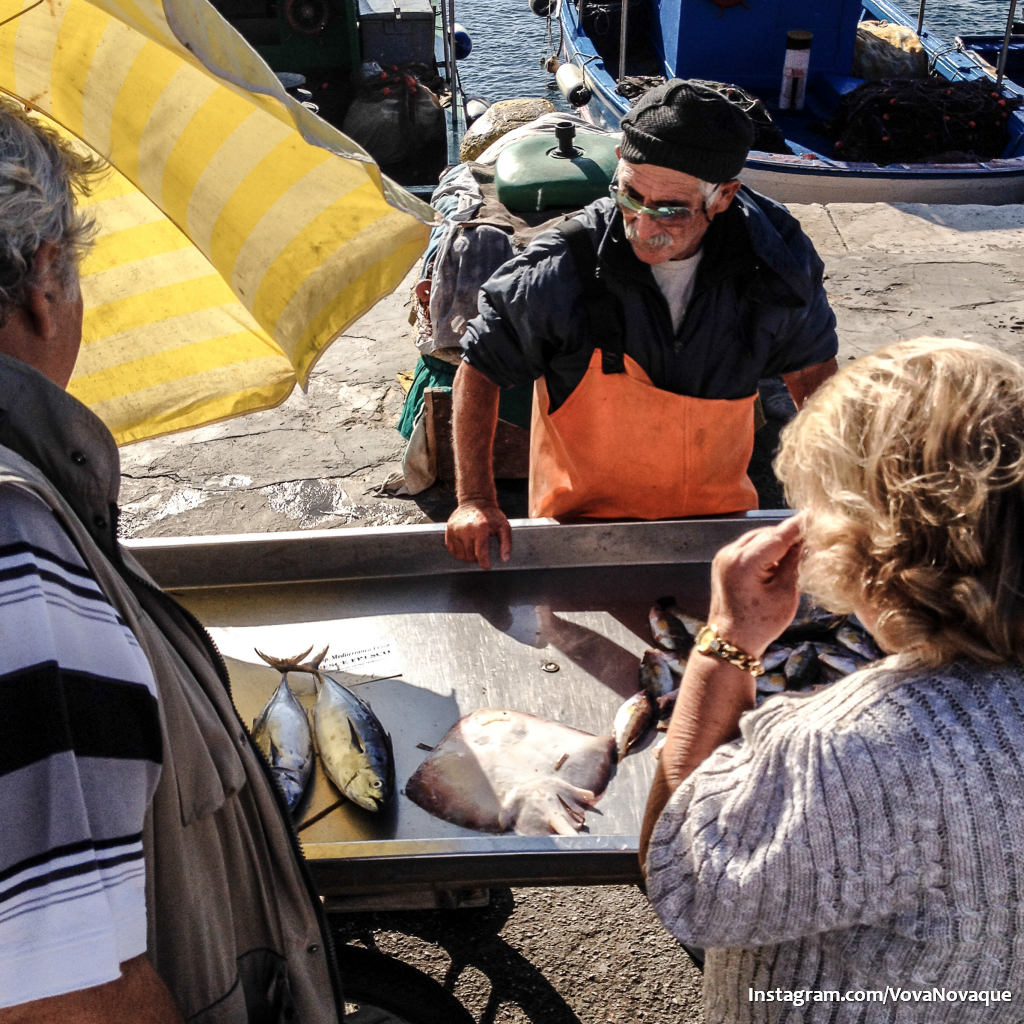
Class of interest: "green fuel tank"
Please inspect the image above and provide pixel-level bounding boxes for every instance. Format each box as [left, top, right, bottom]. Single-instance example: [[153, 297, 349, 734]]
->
[[494, 122, 619, 212]]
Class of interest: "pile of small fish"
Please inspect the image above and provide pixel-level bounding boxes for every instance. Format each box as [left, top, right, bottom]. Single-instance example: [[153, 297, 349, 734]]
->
[[612, 595, 885, 758], [250, 645, 395, 816], [755, 595, 883, 697]]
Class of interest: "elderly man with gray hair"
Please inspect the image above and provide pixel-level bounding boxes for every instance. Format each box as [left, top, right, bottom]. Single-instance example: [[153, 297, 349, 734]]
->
[[444, 78, 839, 569], [0, 101, 342, 1021]]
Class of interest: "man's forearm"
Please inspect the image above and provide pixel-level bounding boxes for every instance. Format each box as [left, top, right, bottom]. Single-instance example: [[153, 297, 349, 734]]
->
[[452, 361, 501, 505], [0, 954, 184, 1024], [782, 357, 837, 409]]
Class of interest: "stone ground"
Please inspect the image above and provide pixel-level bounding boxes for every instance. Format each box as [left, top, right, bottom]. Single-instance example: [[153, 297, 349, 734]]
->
[[118, 202, 1024, 541], [118, 202, 1024, 1024]]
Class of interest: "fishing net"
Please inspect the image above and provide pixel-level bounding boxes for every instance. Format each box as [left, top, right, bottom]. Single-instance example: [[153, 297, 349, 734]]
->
[[617, 76, 792, 155], [341, 62, 447, 170], [827, 78, 1022, 164]]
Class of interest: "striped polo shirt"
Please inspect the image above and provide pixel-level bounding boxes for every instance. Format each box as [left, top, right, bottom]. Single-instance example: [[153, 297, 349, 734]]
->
[[0, 483, 162, 1007]]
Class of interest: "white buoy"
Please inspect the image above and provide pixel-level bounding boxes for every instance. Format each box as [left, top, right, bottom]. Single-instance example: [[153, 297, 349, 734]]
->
[[464, 95, 491, 125], [555, 62, 592, 107]]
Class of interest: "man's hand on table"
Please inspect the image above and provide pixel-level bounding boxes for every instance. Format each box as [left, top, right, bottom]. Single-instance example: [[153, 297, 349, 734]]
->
[[445, 500, 512, 570]]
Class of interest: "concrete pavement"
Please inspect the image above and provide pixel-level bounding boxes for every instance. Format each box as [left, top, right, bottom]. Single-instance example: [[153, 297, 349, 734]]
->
[[117, 201, 1024, 540]]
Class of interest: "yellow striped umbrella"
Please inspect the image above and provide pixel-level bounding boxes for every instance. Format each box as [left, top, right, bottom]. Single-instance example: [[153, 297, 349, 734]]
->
[[0, 0, 433, 443]]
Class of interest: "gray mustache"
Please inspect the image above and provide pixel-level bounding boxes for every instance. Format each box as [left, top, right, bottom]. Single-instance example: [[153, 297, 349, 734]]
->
[[624, 220, 675, 248]]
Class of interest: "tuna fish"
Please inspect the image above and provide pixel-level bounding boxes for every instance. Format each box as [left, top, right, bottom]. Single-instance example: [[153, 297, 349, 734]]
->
[[253, 644, 395, 813], [251, 673, 314, 813], [313, 673, 395, 812]]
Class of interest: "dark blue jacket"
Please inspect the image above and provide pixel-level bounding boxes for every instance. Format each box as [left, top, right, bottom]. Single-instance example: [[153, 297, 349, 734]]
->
[[462, 188, 837, 411]]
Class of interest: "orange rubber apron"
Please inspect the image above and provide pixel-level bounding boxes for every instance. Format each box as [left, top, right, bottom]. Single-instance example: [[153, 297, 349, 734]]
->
[[529, 349, 759, 520]]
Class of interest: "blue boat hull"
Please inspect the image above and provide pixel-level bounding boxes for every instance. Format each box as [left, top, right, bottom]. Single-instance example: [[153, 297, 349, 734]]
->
[[551, 0, 1024, 203]]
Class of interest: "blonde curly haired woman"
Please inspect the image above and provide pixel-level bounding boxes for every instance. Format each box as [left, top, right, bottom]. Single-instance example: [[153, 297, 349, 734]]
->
[[641, 338, 1024, 1023]]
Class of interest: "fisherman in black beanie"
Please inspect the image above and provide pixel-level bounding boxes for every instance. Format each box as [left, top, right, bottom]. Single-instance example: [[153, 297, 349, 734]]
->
[[611, 79, 756, 266], [444, 78, 838, 569]]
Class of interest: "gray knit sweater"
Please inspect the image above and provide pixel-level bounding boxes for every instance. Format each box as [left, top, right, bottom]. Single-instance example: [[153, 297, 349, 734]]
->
[[645, 655, 1024, 1023]]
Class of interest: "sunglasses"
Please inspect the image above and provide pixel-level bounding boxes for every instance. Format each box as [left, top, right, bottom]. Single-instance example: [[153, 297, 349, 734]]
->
[[609, 184, 703, 225]]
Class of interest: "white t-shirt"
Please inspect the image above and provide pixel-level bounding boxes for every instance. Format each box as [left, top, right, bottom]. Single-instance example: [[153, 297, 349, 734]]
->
[[651, 249, 703, 333], [0, 485, 160, 1007]]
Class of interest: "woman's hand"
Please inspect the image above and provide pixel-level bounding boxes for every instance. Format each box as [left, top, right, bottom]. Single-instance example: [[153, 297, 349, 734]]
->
[[706, 515, 805, 658]]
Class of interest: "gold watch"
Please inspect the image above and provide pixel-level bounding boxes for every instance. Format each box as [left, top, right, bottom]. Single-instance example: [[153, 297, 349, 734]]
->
[[694, 623, 764, 677]]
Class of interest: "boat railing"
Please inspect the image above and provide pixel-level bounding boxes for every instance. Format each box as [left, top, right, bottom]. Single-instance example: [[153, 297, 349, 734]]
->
[[903, 0, 1021, 89], [617, 0, 629, 82], [997, 0, 1022, 87]]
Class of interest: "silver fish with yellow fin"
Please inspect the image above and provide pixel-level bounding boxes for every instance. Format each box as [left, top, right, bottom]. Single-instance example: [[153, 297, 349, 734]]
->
[[613, 691, 655, 758], [251, 661, 315, 813], [639, 648, 681, 700], [255, 644, 395, 813], [313, 673, 395, 812], [648, 596, 699, 652]]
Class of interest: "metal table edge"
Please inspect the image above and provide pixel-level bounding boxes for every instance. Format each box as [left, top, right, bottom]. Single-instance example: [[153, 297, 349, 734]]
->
[[305, 835, 645, 894], [125, 510, 792, 589]]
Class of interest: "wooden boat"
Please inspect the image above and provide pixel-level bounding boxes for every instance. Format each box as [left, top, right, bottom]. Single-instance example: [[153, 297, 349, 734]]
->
[[538, 0, 1024, 203]]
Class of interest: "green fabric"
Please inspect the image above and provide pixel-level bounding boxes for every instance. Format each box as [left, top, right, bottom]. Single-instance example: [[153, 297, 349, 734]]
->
[[397, 354, 532, 439]]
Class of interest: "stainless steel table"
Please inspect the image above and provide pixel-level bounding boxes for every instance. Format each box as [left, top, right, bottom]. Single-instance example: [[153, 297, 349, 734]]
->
[[128, 513, 785, 902]]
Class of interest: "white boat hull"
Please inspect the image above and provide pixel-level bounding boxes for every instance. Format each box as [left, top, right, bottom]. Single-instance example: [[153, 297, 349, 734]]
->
[[740, 158, 1024, 206]]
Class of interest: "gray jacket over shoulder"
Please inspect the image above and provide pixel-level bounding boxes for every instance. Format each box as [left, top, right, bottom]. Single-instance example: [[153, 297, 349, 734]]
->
[[0, 354, 342, 1023]]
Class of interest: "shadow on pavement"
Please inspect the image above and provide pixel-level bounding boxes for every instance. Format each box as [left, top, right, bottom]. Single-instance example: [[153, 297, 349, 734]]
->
[[330, 888, 584, 1024]]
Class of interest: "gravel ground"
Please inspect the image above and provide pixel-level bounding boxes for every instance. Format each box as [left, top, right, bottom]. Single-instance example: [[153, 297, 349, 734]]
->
[[331, 886, 705, 1023]]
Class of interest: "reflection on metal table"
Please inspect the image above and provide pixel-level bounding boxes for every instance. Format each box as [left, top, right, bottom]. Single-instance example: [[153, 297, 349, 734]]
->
[[126, 513, 787, 902]]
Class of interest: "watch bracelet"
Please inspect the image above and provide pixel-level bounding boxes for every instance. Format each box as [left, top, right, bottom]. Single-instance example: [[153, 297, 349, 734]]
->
[[696, 622, 764, 676]]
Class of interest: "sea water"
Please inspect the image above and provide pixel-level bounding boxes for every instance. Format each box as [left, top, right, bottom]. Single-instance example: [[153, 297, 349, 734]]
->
[[451, 0, 1014, 111]]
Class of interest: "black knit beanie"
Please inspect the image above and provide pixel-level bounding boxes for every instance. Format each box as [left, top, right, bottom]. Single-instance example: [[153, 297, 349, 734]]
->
[[619, 79, 754, 182]]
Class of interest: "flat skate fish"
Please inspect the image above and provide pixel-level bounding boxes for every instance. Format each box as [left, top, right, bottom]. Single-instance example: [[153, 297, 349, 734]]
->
[[251, 673, 314, 813], [406, 709, 616, 836]]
